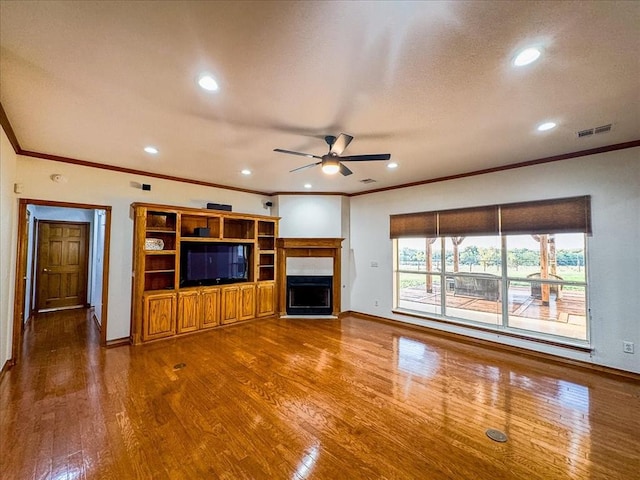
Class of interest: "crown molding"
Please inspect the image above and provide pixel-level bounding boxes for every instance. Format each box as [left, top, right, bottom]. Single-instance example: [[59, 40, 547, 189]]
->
[[2, 102, 638, 198]]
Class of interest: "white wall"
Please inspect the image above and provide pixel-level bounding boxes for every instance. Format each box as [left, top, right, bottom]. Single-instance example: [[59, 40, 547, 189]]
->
[[14, 155, 273, 341], [0, 127, 18, 368], [277, 195, 344, 238], [350, 147, 640, 374]]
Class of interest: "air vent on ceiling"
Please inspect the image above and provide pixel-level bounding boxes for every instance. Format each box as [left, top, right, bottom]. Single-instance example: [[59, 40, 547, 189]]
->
[[577, 129, 593, 138], [359, 178, 377, 184], [577, 123, 612, 138], [594, 124, 612, 134]]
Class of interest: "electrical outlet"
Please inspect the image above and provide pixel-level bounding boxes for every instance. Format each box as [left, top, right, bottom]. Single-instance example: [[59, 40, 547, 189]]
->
[[623, 341, 634, 354], [370, 261, 379, 268], [374, 300, 379, 307]]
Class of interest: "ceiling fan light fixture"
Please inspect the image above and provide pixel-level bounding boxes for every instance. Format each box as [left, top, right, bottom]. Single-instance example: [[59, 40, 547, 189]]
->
[[321, 158, 340, 175]]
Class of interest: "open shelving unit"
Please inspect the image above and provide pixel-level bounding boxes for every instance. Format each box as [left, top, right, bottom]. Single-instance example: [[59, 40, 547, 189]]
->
[[131, 203, 279, 344]]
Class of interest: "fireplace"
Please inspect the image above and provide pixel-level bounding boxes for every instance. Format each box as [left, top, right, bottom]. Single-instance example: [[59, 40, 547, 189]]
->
[[277, 238, 343, 317], [286, 276, 332, 315]]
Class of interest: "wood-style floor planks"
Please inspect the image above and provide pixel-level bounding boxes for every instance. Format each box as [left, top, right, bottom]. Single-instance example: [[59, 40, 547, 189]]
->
[[1, 308, 639, 479]]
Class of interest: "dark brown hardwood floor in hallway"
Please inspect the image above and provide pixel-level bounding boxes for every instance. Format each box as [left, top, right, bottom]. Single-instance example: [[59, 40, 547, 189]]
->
[[1, 309, 639, 479]]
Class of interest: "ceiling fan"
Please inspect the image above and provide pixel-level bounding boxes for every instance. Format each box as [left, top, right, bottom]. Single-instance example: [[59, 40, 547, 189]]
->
[[274, 133, 391, 176]]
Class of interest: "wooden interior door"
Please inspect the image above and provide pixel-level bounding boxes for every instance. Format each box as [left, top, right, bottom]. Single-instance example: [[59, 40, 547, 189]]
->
[[36, 221, 89, 311]]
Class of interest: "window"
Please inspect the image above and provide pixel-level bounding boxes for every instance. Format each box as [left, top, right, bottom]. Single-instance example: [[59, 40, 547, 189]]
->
[[391, 197, 590, 344]]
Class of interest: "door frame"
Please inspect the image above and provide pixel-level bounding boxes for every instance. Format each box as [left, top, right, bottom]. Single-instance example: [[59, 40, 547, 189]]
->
[[35, 220, 90, 312], [11, 199, 112, 364]]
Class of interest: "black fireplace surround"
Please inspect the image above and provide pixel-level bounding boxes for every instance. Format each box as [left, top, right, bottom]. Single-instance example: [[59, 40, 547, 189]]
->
[[286, 276, 332, 315]]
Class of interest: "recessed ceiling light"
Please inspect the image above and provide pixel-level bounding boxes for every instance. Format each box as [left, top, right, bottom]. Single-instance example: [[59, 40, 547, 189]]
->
[[198, 74, 219, 91], [304, 183, 312, 189], [241, 169, 251, 175], [387, 162, 398, 169], [514, 47, 541, 67], [537, 122, 557, 131], [144, 146, 158, 154]]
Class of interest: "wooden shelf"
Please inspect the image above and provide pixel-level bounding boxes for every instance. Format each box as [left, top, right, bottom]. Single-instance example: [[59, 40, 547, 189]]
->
[[131, 202, 280, 345]]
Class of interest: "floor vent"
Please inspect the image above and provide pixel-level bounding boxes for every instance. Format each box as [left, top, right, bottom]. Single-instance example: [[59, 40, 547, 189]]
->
[[577, 123, 612, 138]]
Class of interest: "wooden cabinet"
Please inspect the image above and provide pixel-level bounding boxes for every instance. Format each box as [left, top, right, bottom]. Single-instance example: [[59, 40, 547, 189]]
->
[[239, 284, 256, 321], [220, 286, 240, 325], [221, 284, 255, 324], [200, 287, 221, 329], [142, 292, 176, 342], [177, 290, 200, 334], [131, 203, 279, 344], [178, 288, 221, 332], [256, 282, 276, 317]]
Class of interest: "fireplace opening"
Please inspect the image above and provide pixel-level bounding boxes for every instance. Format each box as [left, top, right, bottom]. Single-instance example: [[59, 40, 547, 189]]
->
[[287, 276, 332, 315]]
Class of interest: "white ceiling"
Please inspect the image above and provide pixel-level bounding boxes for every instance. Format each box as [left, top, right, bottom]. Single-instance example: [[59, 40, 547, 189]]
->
[[1, 1, 638, 195]]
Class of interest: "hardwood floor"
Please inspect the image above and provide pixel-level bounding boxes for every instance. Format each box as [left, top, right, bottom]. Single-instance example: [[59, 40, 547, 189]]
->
[[1, 309, 639, 479]]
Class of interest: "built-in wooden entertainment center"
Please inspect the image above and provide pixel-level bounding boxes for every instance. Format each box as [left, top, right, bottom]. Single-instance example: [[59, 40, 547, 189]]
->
[[130, 203, 279, 344]]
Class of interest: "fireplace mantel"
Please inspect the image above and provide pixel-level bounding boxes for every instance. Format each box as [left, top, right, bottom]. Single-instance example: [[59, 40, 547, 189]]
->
[[276, 238, 343, 317]]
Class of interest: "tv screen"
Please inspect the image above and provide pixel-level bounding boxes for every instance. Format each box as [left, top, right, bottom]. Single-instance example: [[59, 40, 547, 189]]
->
[[180, 243, 249, 286]]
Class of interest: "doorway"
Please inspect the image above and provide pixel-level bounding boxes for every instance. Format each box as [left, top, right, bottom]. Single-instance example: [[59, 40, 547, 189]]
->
[[12, 199, 112, 365], [35, 221, 89, 312]]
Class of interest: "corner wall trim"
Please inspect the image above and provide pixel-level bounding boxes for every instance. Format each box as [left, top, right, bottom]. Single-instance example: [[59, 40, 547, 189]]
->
[[347, 310, 640, 381]]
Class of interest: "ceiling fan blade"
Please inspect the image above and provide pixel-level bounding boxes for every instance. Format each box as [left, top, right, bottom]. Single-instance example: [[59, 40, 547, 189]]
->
[[289, 161, 321, 173], [330, 133, 354, 155], [339, 163, 353, 176], [274, 148, 322, 159], [340, 153, 391, 162]]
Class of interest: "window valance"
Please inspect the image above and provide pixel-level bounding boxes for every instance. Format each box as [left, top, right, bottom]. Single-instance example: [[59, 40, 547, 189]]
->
[[390, 196, 591, 238]]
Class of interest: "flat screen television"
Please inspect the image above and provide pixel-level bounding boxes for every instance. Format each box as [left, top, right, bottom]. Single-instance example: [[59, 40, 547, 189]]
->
[[180, 242, 250, 287]]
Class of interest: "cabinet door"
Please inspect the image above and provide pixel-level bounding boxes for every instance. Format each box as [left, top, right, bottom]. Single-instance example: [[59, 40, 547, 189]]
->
[[238, 284, 256, 321], [200, 287, 220, 329], [143, 292, 176, 341], [177, 290, 200, 334], [256, 282, 276, 317], [221, 286, 240, 325]]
